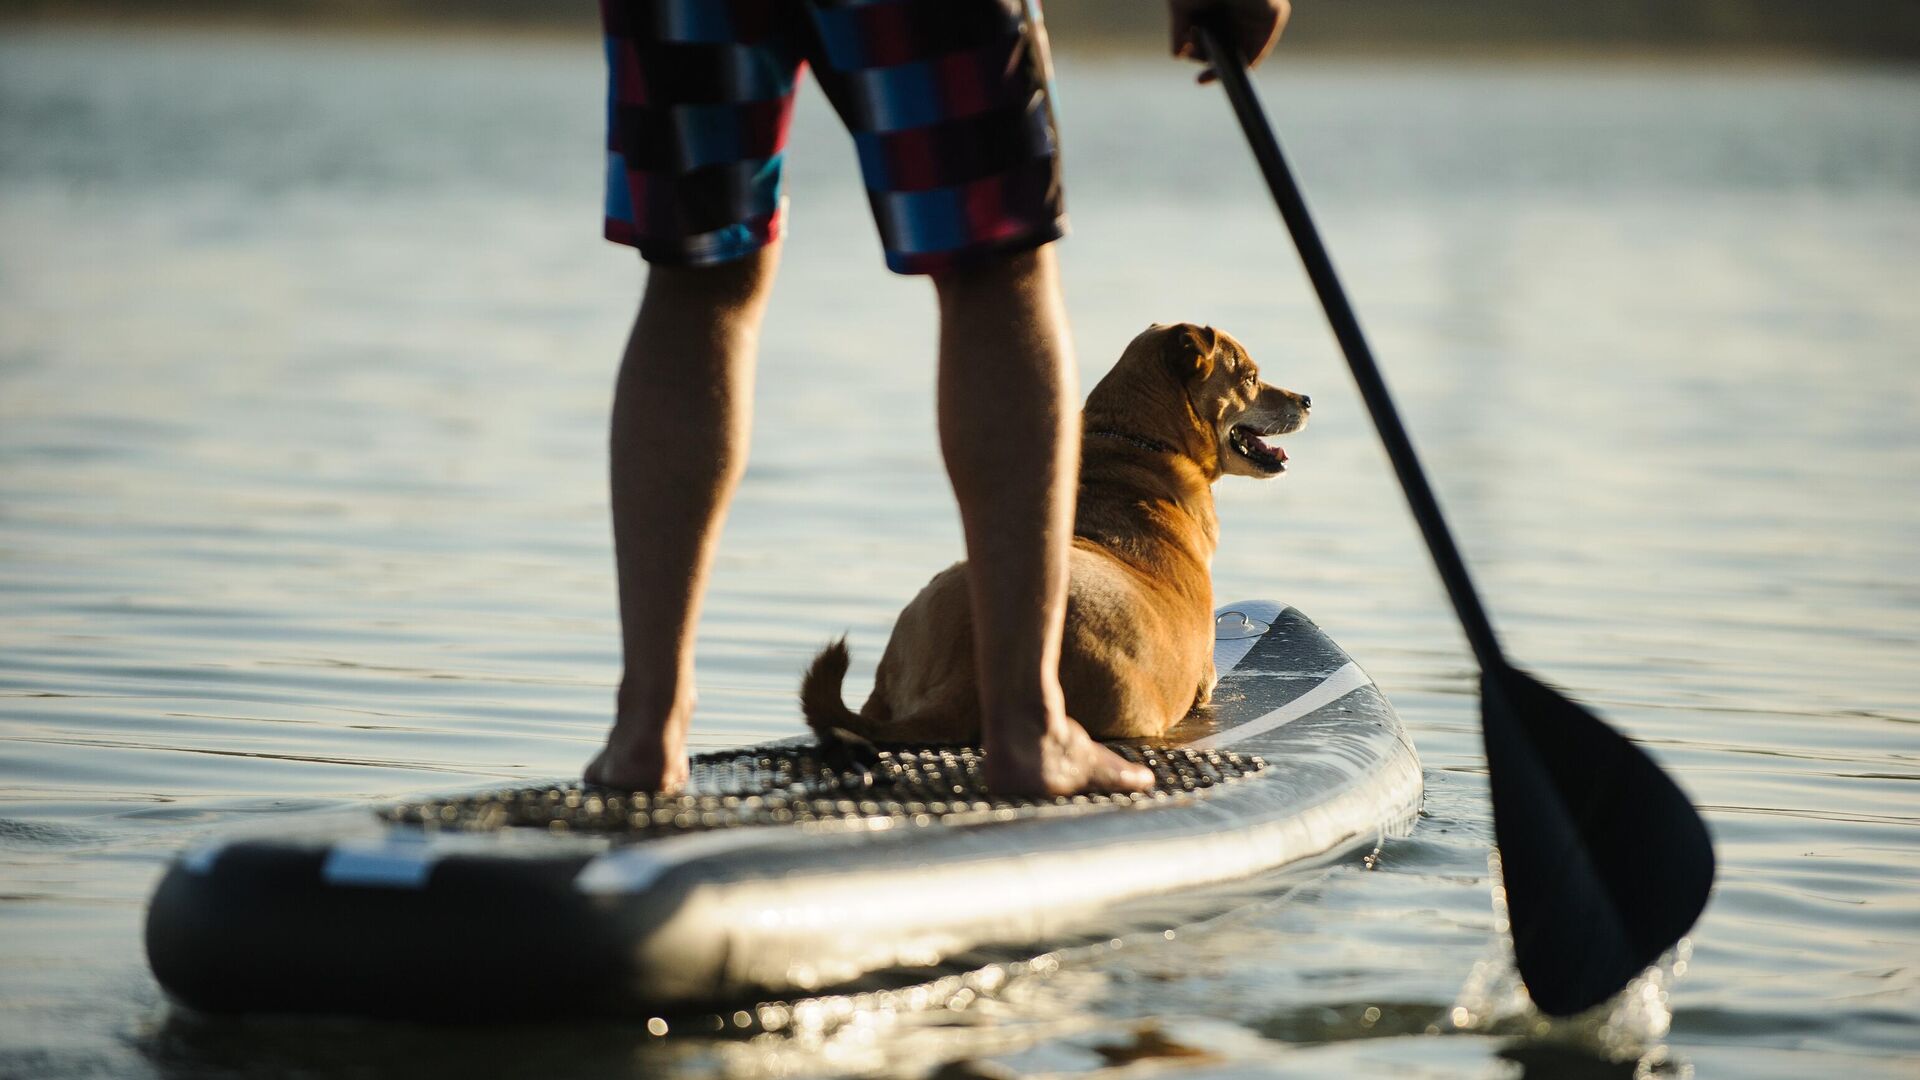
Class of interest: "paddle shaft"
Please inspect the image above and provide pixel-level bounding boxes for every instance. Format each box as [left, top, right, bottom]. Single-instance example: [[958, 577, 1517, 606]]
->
[[1197, 26, 1505, 673], [1194, 31, 1719, 1015]]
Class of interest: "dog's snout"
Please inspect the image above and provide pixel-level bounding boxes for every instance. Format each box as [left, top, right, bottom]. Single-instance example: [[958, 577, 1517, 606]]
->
[[1299, 394, 1311, 410]]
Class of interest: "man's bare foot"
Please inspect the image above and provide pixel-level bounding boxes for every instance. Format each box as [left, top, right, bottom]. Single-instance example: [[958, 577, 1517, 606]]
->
[[981, 714, 1156, 797], [584, 740, 688, 793], [584, 698, 691, 793]]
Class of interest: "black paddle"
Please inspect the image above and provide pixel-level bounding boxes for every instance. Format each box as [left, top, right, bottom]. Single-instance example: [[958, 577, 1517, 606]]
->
[[1195, 23, 1715, 1017]]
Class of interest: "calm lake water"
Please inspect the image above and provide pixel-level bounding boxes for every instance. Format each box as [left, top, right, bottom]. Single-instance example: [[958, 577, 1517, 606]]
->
[[2, 25, 1916, 1080]]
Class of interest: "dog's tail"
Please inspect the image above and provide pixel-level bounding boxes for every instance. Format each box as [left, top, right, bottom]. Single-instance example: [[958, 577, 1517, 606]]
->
[[803, 637, 960, 753], [800, 638, 884, 757], [800, 637, 861, 733]]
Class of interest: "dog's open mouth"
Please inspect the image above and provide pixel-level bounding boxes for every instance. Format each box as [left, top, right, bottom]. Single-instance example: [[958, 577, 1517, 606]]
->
[[1230, 425, 1288, 474]]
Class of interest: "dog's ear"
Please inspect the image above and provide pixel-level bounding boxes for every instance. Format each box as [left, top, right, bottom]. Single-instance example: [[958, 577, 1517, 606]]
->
[[1163, 324, 1219, 382]]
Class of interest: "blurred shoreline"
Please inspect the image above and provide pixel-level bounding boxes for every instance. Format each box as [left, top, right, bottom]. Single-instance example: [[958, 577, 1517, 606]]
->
[[3, 0, 1916, 61]]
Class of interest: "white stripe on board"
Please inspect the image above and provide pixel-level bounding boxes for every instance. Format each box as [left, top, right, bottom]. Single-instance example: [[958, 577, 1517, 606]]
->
[[1190, 661, 1372, 751], [180, 842, 225, 875], [322, 833, 438, 889]]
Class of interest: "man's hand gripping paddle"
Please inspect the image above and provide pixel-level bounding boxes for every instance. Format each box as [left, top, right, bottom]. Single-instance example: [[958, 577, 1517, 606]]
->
[[1195, 23, 1716, 1016]]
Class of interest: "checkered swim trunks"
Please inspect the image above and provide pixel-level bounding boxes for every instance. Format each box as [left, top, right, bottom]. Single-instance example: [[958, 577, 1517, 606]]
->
[[601, 0, 1067, 275]]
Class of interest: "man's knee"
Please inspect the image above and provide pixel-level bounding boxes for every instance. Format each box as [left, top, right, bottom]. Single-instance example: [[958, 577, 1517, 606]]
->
[[931, 245, 1055, 310], [641, 246, 780, 316]]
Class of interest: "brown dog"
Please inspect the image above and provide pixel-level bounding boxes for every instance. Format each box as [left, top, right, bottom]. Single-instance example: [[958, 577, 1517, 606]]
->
[[801, 323, 1308, 744]]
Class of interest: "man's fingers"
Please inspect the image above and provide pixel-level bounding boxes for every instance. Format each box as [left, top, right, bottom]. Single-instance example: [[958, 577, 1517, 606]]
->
[[1172, 1, 1290, 70], [1238, 5, 1287, 69]]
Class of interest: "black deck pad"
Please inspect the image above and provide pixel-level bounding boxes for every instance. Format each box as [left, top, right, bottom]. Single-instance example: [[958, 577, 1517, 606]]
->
[[381, 743, 1268, 838]]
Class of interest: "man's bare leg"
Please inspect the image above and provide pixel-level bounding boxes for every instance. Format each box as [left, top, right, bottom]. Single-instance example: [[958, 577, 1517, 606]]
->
[[586, 245, 780, 792], [933, 247, 1156, 796]]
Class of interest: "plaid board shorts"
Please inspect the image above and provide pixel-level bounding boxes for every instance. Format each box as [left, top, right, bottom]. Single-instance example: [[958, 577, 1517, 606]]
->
[[601, 0, 1067, 275]]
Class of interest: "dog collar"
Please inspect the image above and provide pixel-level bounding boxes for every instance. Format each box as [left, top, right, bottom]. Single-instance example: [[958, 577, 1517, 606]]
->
[[1086, 430, 1178, 455]]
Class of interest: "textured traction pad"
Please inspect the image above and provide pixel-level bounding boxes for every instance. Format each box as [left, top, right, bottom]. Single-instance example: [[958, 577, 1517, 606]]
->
[[383, 743, 1268, 838]]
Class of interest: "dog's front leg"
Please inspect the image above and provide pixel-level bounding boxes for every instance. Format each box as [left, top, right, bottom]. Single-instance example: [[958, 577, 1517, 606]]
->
[[1195, 658, 1217, 709]]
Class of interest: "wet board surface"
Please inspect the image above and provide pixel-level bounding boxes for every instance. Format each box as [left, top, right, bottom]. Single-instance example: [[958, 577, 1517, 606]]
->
[[145, 601, 1423, 1021]]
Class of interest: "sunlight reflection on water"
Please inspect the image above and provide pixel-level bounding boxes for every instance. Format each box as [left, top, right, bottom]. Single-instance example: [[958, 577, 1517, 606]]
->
[[2, 25, 1917, 1080]]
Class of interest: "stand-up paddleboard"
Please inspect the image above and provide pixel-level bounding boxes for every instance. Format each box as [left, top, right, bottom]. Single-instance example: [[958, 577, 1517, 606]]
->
[[146, 601, 1421, 1021]]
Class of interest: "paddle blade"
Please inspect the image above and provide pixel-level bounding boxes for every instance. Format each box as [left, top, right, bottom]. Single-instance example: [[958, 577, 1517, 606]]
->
[[1480, 665, 1715, 1016]]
